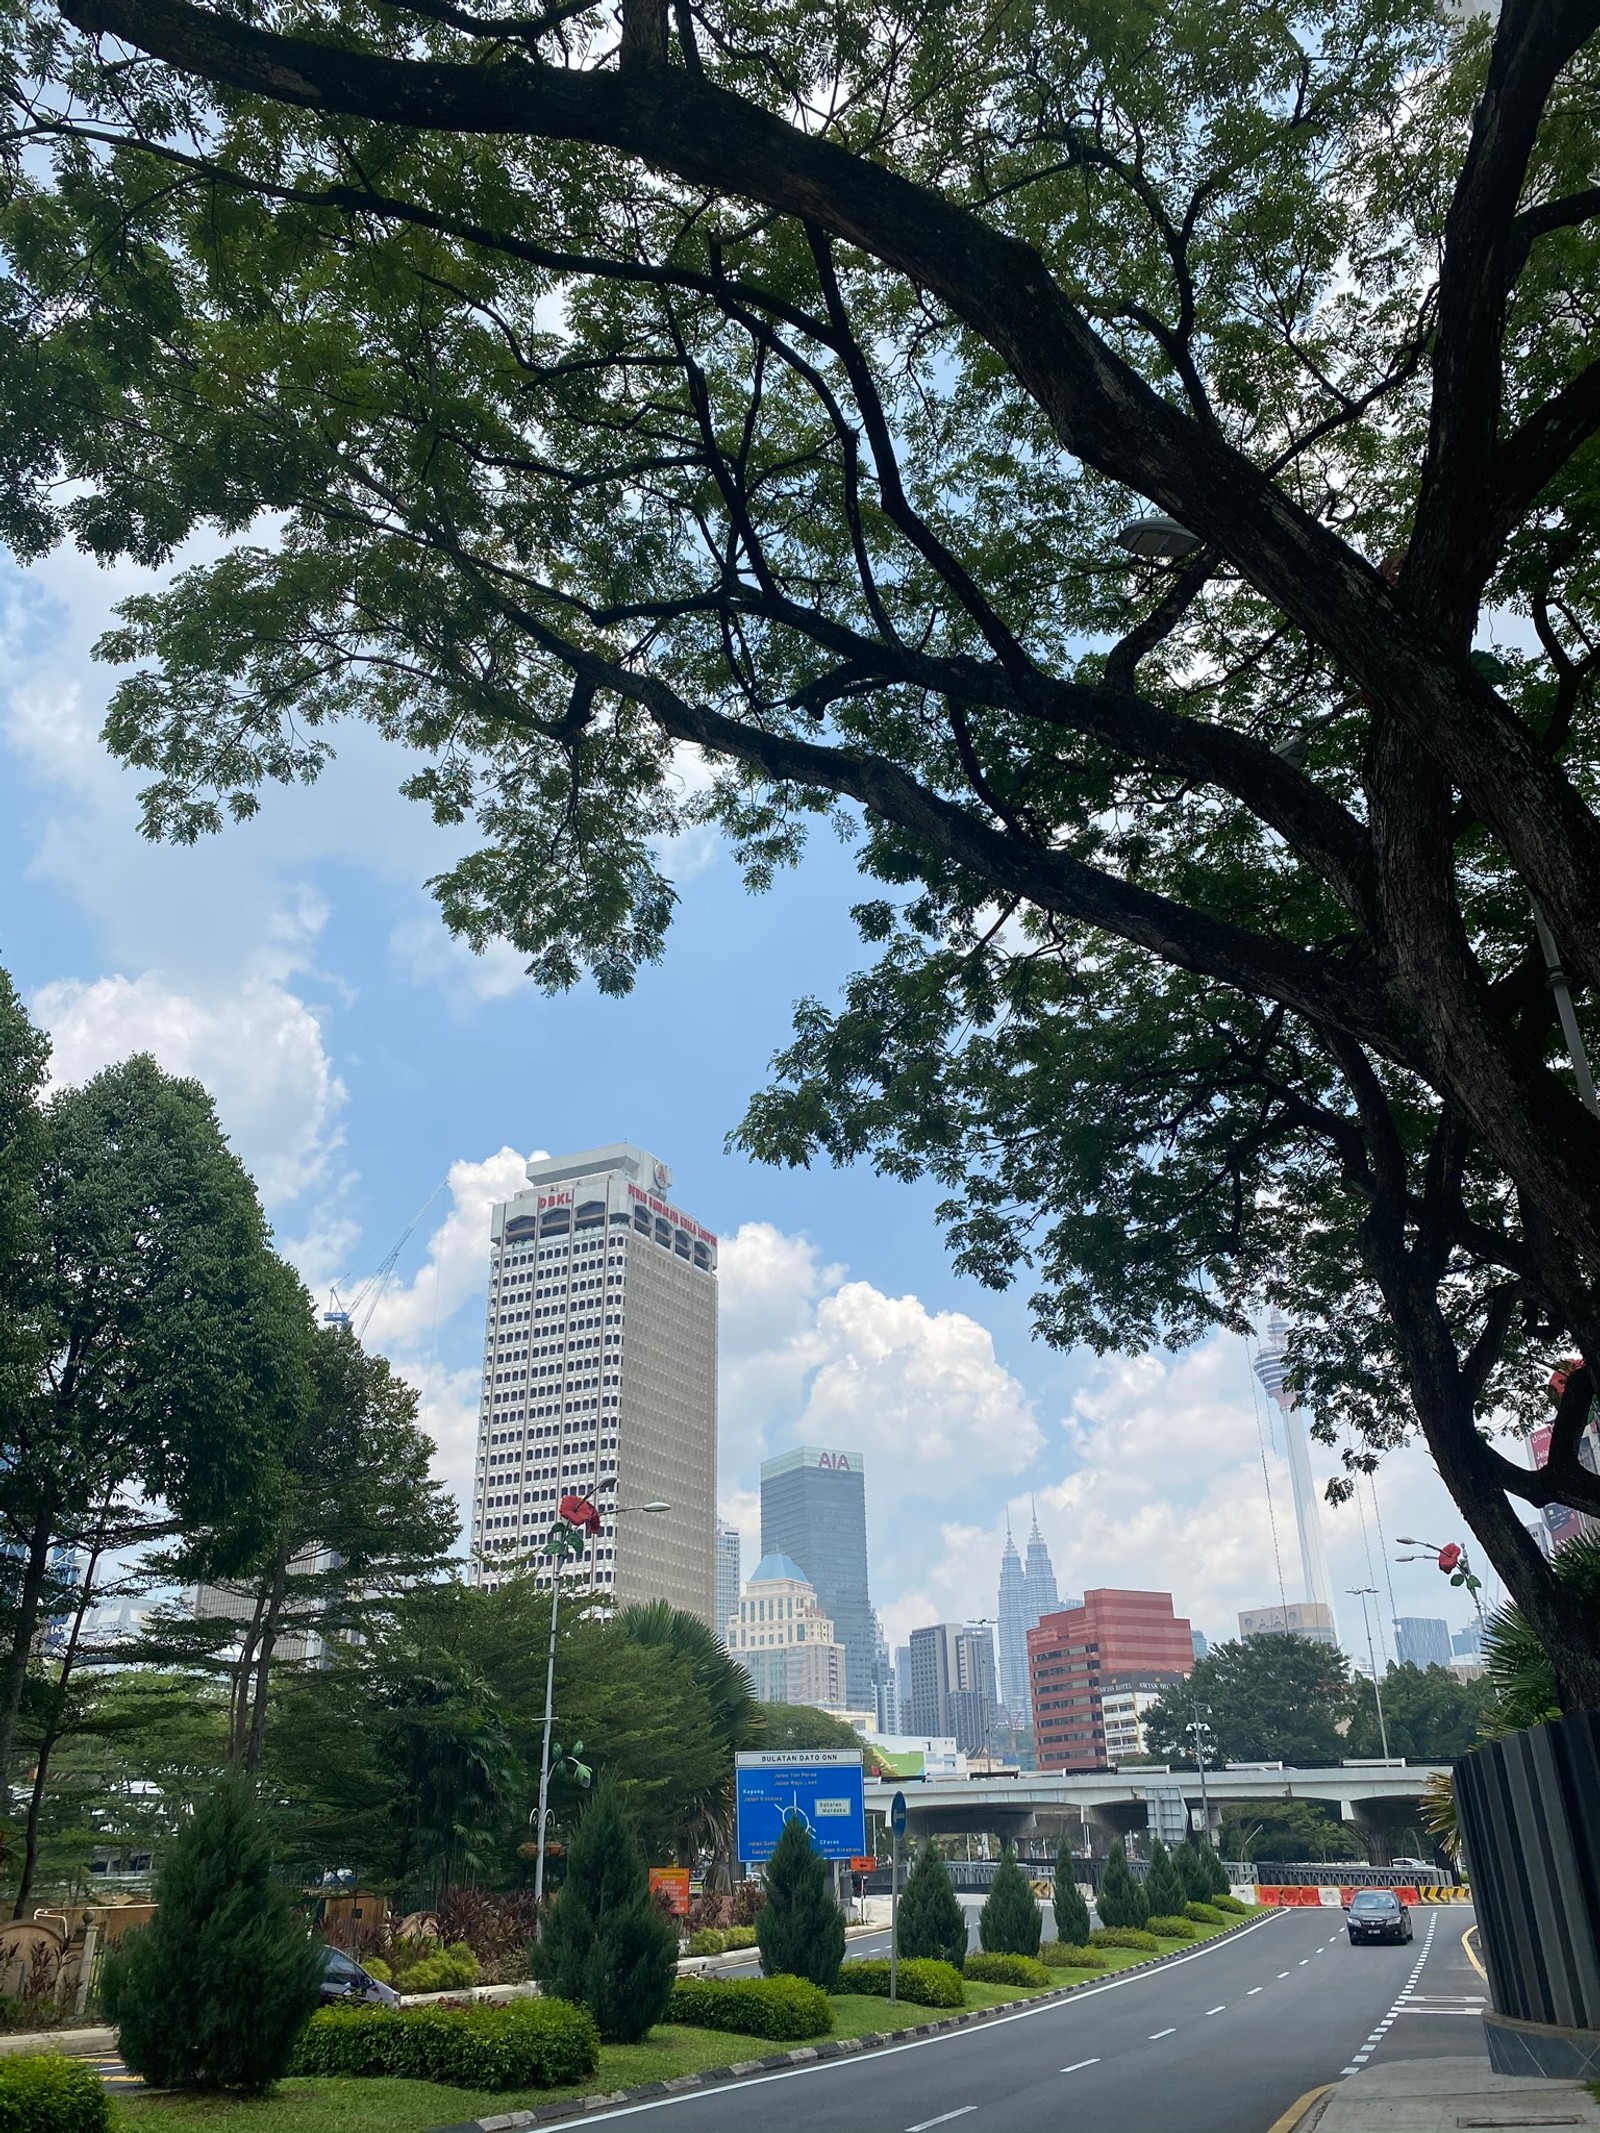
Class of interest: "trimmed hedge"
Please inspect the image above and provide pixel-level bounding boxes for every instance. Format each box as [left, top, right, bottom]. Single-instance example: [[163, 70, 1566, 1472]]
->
[[396, 1945, 480, 1995], [292, 1996, 599, 2089], [963, 1953, 1053, 1987], [725, 1926, 757, 1950], [0, 2055, 111, 2133], [1038, 1941, 1108, 1971], [1211, 1892, 1249, 1914], [833, 1958, 964, 2008], [687, 1928, 727, 1956], [1184, 1902, 1224, 1925], [1146, 1915, 1197, 1940], [666, 1975, 831, 2041], [1089, 1927, 1160, 1953]]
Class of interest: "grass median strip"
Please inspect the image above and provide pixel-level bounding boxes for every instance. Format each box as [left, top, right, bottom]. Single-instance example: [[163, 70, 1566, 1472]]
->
[[113, 1913, 1267, 2131]]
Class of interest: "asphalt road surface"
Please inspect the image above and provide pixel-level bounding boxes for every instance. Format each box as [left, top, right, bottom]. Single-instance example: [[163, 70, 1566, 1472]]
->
[[558, 1902, 1486, 2133]]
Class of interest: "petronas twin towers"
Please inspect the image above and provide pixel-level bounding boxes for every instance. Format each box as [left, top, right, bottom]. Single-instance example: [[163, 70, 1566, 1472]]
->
[[997, 1508, 1066, 1724]]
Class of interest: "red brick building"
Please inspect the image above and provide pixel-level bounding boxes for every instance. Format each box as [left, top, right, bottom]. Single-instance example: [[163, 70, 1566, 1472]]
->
[[1027, 1588, 1195, 1772]]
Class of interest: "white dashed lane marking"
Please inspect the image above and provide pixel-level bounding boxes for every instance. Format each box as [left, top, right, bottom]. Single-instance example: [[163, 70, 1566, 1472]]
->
[[1060, 2060, 1099, 2074], [1340, 1912, 1439, 2076], [1149, 2027, 1177, 2040]]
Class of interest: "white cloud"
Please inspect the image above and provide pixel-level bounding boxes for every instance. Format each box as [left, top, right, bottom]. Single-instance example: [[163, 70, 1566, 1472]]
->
[[34, 961, 347, 1205], [363, 1146, 542, 1352], [389, 916, 533, 1005], [718, 1223, 1041, 1486]]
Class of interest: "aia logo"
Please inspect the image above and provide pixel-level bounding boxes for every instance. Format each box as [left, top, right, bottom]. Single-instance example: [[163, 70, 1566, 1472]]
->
[[817, 1451, 851, 1471]]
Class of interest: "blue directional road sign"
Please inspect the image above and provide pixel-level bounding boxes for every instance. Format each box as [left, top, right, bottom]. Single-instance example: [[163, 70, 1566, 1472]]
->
[[734, 1751, 866, 1863], [890, 1790, 908, 1839]]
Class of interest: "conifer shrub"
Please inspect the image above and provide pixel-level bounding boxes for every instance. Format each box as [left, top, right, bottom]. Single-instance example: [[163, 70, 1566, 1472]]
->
[[962, 1952, 1053, 1987], [100, 1774, 324, 2092], [1194, 1840, 1231, 1898], [895, 1843, 968, 1970], [1038, 1942, 1107, 1971], [755, 1818, 845, 1991], [665, 1975, 831, 2040], [539, 1775, 679, 2043], [1089, 1927, 1160, 1952], [1095, 1841, 1150, 1930], [1144, 1840, 1187, 1919], [1146, 1915, 1196, 1939], [1052, 1840, 1091, 1949], [293, 1997, 598, 2087], [1211, 1891, 1249, 1913], [0, 2054, 111, 2133], [978, 1847, 1042, 1957], [1184, 1902, 1224, 1925], [832, 1957, 964, 2007]]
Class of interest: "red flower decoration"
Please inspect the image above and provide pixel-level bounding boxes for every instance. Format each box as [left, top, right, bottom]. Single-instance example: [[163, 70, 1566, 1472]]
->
[[1437, 1543, 1461, 1573], [559, 1493, 601, 1536]]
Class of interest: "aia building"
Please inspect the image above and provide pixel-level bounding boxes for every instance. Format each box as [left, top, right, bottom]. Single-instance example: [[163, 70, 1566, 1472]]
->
[[760, 1446, 876, 1713], [1028, 1589, 1195, 1773]]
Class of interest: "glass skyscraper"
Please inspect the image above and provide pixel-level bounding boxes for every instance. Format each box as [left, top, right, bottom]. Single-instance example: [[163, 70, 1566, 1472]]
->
[[759, 1445, 875, 1711], [997, 1506, 1067, 1724]]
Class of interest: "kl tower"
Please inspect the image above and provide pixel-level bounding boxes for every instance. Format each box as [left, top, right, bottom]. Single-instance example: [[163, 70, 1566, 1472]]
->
[[1252, 1308, 1338, 1641]]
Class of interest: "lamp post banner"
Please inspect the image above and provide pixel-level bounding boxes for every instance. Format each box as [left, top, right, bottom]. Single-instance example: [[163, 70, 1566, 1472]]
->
[[735, 1754, 866, 1862]]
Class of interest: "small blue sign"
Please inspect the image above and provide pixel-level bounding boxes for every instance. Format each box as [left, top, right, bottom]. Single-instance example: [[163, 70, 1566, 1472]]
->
[[735, 1755, 866, 1863], [890, 1790, 907, 1839]]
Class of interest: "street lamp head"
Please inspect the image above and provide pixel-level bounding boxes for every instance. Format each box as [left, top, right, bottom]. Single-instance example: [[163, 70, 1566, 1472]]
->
[[1114, 512, 1202, 561], [642, 1500, 670, 1514], [1395, 1537, 1419, 1547]]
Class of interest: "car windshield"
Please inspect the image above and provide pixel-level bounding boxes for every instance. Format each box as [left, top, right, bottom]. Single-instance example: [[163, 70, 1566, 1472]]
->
[[322, 1950, 361, 1977], [1351, 1893, 1398, 1912]]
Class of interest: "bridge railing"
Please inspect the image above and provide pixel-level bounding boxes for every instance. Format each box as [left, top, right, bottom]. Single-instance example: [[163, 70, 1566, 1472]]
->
[[1245, 1861, 1447, 1887]]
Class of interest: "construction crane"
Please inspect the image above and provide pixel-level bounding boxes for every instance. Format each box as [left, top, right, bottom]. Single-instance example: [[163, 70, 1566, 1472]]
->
[[323, 1181, 447, 1344]]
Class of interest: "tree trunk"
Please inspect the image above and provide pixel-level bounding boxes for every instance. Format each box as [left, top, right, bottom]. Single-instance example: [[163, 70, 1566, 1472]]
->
[[13, 1516, 105, 1918], [244, 1549, 289, 1775], [0, 1501, 56, 1816], [228, 1584, 270, 1767]]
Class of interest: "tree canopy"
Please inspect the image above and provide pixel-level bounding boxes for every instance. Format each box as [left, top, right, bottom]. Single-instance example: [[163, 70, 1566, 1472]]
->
[[1145, 1633, 1353, 1766], [6, 0, 1600, 1697]]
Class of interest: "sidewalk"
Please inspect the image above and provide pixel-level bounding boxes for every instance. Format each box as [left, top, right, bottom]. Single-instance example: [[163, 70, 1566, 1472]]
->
[[1290, 2056, 1600, 2132]]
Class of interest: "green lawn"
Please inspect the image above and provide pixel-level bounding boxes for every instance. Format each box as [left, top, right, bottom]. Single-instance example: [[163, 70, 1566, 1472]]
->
[[115, 1916, 1264, 2131]]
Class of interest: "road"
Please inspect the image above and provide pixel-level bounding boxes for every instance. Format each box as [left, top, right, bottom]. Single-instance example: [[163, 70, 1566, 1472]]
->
[[559, 1902, 1487, 2133]]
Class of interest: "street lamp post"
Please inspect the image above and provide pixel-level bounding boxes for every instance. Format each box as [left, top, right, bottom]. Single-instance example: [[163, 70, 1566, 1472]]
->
[[1186, 1699, 1214, 1843], [1346, 1585, 1390, 1761], [532, 1497, 669, 1928]]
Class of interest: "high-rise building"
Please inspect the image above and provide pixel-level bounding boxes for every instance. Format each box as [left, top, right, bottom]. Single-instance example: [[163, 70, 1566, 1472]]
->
[[1023, 1508, 1063, 1624], [1393, 1616, 1452, 1669], [1191, 1630, 1209, 1660], [759, 1446, 875, 1711], [1028, 1589, 1194, 1773], [1451, 1622, 1482, 1658], [998, 1508, 1068, 1726], [1237, 1600, 1339, 1648], [716, 1524, 742, 1648], [907, 1622, 998, 1754], [893, 1643, 912, 1732], [1252, 1310, 1337, 1641], [470, 1143, 717, 1621], [725, 1552, 847, 1709], [871, 1613, 896, 1731], [997, 1520, 1030, 1719]]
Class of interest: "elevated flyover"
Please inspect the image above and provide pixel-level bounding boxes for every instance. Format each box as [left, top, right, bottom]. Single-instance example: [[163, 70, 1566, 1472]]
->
[[863, 1762, 1445, 1847]]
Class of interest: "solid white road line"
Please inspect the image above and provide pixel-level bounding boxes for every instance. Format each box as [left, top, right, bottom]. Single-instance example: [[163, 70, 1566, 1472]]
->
[[1061, 2059, 1100, 2074], [548, 1912, 1286, 2129], [906, 2110, 976, 2131]]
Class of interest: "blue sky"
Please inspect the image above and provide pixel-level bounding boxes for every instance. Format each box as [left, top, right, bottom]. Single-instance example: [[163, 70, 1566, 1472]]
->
[[0, 537, 1485, 1661]]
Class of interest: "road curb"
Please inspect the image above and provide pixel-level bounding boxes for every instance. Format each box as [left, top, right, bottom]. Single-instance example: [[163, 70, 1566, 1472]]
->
[[422, 1913, 1274, 2133]]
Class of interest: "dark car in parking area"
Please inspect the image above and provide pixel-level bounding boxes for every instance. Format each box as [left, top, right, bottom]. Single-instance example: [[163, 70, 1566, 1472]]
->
[[319, 1945, 400, 2006], [1346, 1890, 1413, 1945]]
